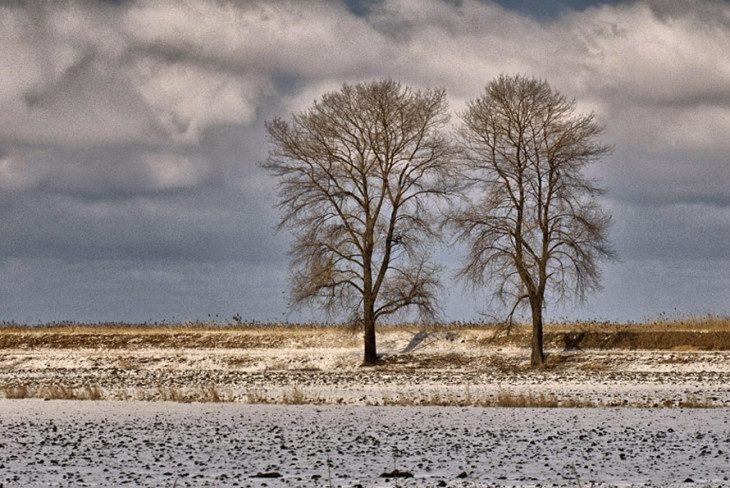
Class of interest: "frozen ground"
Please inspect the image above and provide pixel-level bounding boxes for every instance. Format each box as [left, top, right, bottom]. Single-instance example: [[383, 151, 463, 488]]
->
[[1, 332, 729, 406], [0, 401, 727, 487]]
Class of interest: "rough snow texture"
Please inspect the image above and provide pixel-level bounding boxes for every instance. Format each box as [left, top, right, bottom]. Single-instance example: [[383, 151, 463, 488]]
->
[[0, 401, 727, 487]]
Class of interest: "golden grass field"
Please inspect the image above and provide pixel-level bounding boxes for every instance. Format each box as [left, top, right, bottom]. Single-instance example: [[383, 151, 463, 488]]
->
[[0, 315, 727, 350]]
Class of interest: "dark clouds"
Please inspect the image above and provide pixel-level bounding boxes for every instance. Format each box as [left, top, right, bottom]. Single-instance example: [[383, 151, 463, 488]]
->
[[0, 258, 289, 323], [0, 0, 727, 322]]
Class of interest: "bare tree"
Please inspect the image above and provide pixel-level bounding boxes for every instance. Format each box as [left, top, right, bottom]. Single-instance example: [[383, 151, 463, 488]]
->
[[450, 74, 616, 366], [264, 80, 456, 365]]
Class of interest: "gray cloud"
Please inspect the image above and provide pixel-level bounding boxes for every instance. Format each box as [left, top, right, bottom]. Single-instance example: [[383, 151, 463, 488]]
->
[[0, 258, 290, 323], [0, 0, 727, 322], [606, 199, 730, 260]]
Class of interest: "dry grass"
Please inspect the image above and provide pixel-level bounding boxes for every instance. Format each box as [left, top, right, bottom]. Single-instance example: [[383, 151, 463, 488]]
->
[[281, 387, 318, 405], [2, 383, 721, 408], [549, 329, 730, 351], [0, 326, 357, 350], [677, 395, 717, 409], [576, 359, 612, 372], [567, 314, 730, 332], [482, 315, 730, 351], [115, 357, 138, 370], [0, 315, 726, 334], [244, 389, 271, 404], [375, 389, 595, 407], [242, 387, 323, 405], [3, 385, 30, 399], [490, 391, 592, 408], [376, 390, 724, 408], [2, 384, 103, 400], [1, 315, 726, 350], [1, 383, 239, 402], [0, 321, 363, 335], [131, 385, 233, 402]]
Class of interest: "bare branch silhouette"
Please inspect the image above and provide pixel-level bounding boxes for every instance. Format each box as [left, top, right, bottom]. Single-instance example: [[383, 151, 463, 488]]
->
[[449, 74, 617, 366], [264, 80, 457, 364]]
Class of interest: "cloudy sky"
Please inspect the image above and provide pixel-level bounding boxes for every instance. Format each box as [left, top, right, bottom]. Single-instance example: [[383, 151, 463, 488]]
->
[[0, 0, 727, 323]]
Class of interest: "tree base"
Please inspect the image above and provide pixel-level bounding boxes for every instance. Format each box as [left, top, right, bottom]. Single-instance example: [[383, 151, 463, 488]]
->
[[361, 354, 381, 367]]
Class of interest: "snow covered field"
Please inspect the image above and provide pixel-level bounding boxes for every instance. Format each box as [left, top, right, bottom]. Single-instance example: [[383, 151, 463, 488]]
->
[[1, 331, 729, 406], [0, 401, 727, 487], [1, 326, 729, 486]]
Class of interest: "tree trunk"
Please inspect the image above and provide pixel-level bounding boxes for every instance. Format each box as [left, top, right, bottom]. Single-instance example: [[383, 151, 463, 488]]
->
[[362, 300, 378, 366], [530, 298, 545, 367]]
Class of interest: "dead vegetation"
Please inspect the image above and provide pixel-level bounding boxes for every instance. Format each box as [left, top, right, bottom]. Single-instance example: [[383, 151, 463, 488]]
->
[[0, 316, 727, 409], [2, 383, 723, 408], [0, 315, 727, 351], [2, 384, 103, 400], [1, 384, 235, 402], [490, 391, 593, 408], [373, 390, 721, 408], [480, 316, 730, 351], [0, 383, 326, 404], [131, 385, 233, 403], [676, 395, 717, 409]]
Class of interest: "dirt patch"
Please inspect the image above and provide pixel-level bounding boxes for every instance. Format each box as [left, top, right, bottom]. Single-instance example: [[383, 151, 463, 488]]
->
[[544, 330, 730, 351]]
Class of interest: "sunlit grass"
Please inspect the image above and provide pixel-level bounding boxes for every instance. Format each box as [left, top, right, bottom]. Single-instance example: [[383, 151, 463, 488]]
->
[[0, 315, 726, 350], [0, 314, 726, 333]]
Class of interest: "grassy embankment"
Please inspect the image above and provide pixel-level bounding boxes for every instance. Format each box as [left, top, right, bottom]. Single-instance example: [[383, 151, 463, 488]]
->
[[0, 315, 727, 350]]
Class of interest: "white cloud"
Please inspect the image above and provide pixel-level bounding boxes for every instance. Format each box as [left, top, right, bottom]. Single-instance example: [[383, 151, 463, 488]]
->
[[565, 3, 730, 106], [122, 1, 388, 78], [131, 59, 264, 142], [0, 0, 726, 207], [1, 0, 728, 149], [144, 152, 208, 189], [0, 2, 268, 145]]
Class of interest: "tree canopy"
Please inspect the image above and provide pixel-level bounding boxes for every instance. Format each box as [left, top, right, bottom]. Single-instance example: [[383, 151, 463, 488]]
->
[[264, 80, 457, 364], [450, 74, 616, 365]]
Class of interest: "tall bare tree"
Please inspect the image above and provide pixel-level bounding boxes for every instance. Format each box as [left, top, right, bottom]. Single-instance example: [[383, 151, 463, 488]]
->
[[264, 80, 455, 365], [450, 74, 616, 366]]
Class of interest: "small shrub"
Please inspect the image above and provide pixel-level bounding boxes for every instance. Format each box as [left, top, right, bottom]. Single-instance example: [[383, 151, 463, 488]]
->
[[489, 391, 594, 408], [82, 384, 104, 400], [3, 385, 31, 399], [678, 395, 716, 408], [245, 389, 270, 404], [3, 384, 104, 400], [132, 386, 233, 402], [281, 387, 309, 405]]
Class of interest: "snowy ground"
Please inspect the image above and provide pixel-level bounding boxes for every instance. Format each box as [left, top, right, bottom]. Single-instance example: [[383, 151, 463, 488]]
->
[[0, 401, 727, 487], [1, 329, 729, 406], [1, 329, 728, 486]]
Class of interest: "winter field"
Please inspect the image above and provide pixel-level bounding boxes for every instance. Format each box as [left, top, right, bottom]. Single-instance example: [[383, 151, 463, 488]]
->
[[0, 402, 728, 487], [0, 318, 728, 486]]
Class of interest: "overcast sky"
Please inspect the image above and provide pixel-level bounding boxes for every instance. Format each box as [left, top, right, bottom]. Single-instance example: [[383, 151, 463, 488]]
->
[[0, 0, 727, 324]]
